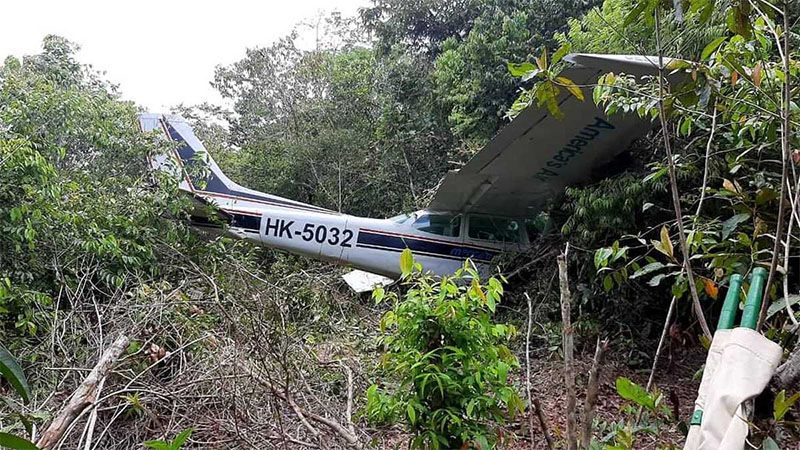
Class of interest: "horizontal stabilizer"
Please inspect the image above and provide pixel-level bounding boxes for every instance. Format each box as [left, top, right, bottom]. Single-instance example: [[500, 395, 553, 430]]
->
[[342, 270, 394, 293]]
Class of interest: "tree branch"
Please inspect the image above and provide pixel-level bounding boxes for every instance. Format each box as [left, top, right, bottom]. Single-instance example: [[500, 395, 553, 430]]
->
[[654, 6, 712, 339]]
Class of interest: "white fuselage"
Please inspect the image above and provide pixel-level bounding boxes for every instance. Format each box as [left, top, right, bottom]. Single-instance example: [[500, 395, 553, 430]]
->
[[139, 113, 529, 280], [205, 194, 525, 279]]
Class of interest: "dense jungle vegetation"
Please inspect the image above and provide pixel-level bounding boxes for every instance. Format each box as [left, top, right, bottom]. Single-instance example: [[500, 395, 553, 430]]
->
[[1, 0, 799, 448]]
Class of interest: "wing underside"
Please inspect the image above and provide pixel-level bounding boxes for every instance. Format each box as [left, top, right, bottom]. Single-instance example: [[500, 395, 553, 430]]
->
[[428, 53, 666, 218]]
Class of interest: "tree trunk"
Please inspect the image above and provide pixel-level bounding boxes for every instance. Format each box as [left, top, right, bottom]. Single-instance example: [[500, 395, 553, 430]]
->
[[558, 248, 577, 450]]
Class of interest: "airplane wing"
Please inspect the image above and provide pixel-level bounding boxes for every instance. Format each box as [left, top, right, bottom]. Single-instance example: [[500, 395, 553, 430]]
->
[[428, 53, 668, 218]]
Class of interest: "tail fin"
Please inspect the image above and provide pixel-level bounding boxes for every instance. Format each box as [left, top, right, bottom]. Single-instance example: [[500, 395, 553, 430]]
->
[[138, 114, 334, 215]]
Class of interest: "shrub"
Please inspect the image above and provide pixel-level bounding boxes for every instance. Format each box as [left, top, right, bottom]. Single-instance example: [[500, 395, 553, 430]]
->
[[365, 250, 523, 449]]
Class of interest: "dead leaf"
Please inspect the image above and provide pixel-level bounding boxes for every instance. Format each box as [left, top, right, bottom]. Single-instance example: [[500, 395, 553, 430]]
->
[[752, 62, 762, 87], [722, 178, 738, 193], [660, 225, 674, 259], [703, 279, 719, 299]]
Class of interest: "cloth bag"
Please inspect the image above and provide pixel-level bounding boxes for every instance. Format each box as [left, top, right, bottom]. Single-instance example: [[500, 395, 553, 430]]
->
[[684, 328, 782, 450]]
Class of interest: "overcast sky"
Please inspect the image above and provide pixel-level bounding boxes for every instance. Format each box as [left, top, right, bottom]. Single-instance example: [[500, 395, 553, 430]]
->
[[0, 0, 370, 111]]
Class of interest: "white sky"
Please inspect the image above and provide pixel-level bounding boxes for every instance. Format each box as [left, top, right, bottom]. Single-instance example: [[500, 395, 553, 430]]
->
[[0, 0, 370, 111]]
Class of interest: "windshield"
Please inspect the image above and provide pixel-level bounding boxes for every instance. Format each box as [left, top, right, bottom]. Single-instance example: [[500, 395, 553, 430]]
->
[[467, 215, 522, 243], [411, 213, 461, 237]]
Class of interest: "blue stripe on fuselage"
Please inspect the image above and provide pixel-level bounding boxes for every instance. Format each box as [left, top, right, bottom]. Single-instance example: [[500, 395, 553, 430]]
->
[[356, 231, 497, 262]]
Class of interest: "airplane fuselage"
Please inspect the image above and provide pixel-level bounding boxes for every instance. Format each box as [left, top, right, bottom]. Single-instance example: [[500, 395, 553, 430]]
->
[[205, 198, 524, 279], [140, 113, 530, 283]]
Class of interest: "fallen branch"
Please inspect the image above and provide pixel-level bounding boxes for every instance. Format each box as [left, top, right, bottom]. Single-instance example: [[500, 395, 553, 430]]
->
[[37, 334, 130, 450], [342, 362, 355, 436], [533, 398, 555, 450], [580, 338, 609, 450], [558, 247, 577, 450]]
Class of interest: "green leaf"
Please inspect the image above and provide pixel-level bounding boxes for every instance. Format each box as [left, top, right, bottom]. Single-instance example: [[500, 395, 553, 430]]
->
[[679, 116, 693, 136], [763, 437, 779, 450], [648, 273, 668, 287], [672, 275, 688, 299], [721, 214, 750, 240], [551, 43, 571, 65], [0, 342, 31, 403], [767, 295, 800, 320], [631, 262, 665, 279], [773, 390, 800, 421], [666, 59, 692, 71], [603, 275, 614, 292], [624, 0, 649, 26], [0, 433, 38, 450], [171, 428, 193, 449], [535, 81, 563, 119], [143, 441, 171, 450], [594, 247, 613, 269], [507, 62, 536, 77], [615, 377, 655, 410], [486, 294, 496, 313], [407, 403, 416, 424], [521, 68, 543, 82], [701, 37, 727, 60], [474, 435, 490, 450], [400, 248, 414, 276]]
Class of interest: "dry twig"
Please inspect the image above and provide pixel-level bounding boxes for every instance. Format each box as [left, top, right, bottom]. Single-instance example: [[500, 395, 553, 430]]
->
[[524, 292, 554, 450], [580, 338, 609, 450]]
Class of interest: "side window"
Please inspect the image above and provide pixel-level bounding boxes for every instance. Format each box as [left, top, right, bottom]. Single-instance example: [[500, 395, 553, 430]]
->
[[412, 214, 461, 237], [468, 215, 522, 243]]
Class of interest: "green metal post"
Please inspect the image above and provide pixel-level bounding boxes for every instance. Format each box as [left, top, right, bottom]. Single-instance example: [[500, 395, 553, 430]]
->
[[717, 274, 743, 330], [741, 267, 767, 329]]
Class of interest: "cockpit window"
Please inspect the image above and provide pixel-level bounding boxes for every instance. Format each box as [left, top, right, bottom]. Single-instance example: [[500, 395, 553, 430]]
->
[[412, 213, 461, 237], [468, 215, 522, 243]]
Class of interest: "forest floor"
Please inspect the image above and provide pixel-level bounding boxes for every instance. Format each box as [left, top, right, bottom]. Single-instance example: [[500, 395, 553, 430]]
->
[[515, 348, 705, 449]]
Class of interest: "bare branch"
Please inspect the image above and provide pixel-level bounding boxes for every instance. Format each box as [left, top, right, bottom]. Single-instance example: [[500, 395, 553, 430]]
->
[[580, 338, 609, 450]]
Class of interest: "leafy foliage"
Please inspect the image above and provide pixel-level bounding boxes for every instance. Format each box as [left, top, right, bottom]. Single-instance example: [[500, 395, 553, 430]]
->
[[0, 342, 30, 403], [144, 428, 193, 450], [0, 432, 38, 450], [506, 44, 587, 119], [366, 251, 522, 449]]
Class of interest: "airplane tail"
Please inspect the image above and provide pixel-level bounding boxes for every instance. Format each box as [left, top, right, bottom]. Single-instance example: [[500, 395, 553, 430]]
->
[[137, 114, 334, 218]]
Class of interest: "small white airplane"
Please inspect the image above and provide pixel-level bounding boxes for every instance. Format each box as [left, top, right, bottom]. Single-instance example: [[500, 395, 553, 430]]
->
[[139, 54, 666, 291]]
